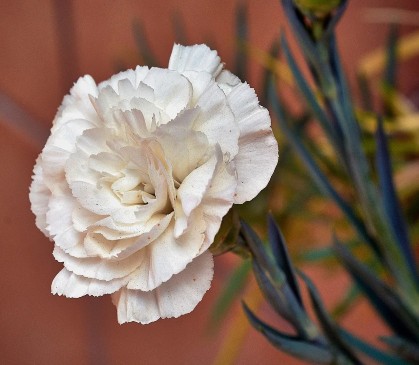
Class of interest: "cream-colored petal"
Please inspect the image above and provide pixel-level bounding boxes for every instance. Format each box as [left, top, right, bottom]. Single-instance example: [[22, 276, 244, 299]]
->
[[169, 44, 222, 77], [215, 69, 241, 95], [199, 157, 237, 252], [72, 206, 102, 232], [46, 192, 83, 251], [182, 70, 213, 104], [127, 215, 205, 291], [154, 107, 210, 182], [193, 80, 239, 158], [52, 268, 129, 298], [113, 109, 150, 138], [226, 82, 278, 203], [53, 75, 99, 131], [42, 119, 96, 191], [29, 158, 51, 236], [53, 246, 143, 281], [70, 180, 122, 216], [129, 97, 170, 128], [113, 251, 213, 324], [98, 69, 137, 93], [86, 213, 173, 259], [176, 149, 218, 218], [142, 68, 192, 119]]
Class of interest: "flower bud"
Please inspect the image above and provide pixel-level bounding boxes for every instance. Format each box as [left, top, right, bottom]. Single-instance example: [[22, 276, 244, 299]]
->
[[293, 0, 341, 17]]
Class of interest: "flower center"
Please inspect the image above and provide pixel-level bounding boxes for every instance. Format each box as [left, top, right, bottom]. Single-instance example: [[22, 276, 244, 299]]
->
[[110, 170, 156, 205]]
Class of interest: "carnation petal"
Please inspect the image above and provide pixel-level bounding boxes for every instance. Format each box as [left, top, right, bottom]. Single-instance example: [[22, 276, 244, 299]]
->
[[226, 82, 278, 203], [46, 193, 84, 251], [177, 148, 218, 217], [142, 68, 192, 119], [42, 118, 96, 189], [169, 44, 222, 77], [86, 213, 173, 259], [29, 159, 51, 236], [98, 69, 137, 93], [215, 70, 241, 94], [52, 268, 128, 298], [113, 251, 213, 324], [70, 180, 122, 216], [154, 107, 210, 182], [127, 216, 205, 291], [53, 246, 143, 281], [54, 75, 99, 130], [194, 81, 239, 158], [200, 157, 237, 252]]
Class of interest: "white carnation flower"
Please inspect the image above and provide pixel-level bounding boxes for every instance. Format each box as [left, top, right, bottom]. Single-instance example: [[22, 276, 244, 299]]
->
[[29, 44, 278, 324]]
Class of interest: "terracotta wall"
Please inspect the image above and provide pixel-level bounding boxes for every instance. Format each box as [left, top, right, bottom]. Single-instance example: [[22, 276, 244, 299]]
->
[[1, 1, 418, 364]]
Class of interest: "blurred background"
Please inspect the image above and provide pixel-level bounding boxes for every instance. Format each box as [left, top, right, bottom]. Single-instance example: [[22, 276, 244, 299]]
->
[[1, 0, 419, 364]]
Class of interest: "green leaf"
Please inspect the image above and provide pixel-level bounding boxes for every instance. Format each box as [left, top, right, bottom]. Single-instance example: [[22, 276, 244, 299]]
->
[[268, 79, 381, 257], [252, 259, 312, 337], [356, 74, 374, 112], [380, 335, 419, 363], [268, 214, 303, 307], [281, 34, 341, 149], [261, 38, 281, 106], [281, 34, 341, 143], [235, 1, 248, 80], [281, 0, 319, 66], [241, 220, 320, 340], [171, 11, 188, 44], [333, 239, 419, 342], [243, 302, 334, 364], [240, 220, 275, 274], [331, 284, 360, 319], [384, 26, 398, 94], [324, 1, 349, 36], [299, 270, 362, 365], [132, 19, 158, 66], [375, 118, 418, 282], [339, 329, 410, 365]]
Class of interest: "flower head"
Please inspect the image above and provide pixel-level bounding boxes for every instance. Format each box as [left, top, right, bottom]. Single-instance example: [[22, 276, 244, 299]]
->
[[29, 44, 278, 324]]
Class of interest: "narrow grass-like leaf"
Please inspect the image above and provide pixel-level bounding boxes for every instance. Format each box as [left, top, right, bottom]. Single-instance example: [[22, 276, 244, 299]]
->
[[384, 26, 398, 94], [380, 335, 419, 363], [243, 303, 334, 364], [356, 73, 374, 112], [235, 1, 248, 80], [171, 11, 188, 44], [332, 284, 360, 319], [375, 118, 418, 282], [324, 17, 417, 300], [339, 328, 409, 365], [297, 241, 360, 264], [252, 260, 295, 327], [132, 19, 158, 66], [210, 260, 251, 328], [333, 239, 419, 341], [281, 0, 319, 67], [252, 259, 316, 339], [324, 0, 349, 36], [268, 214, 303, 306], [281, 34, 339, 147], [268, 80, 381, 257], [298, 246, 336, 263], [261, 38, 280, 106], [329, 34, 361, 139], [299, 271, 363, 365], [242, 220, 320, 340], [240, 220, 274, 273]]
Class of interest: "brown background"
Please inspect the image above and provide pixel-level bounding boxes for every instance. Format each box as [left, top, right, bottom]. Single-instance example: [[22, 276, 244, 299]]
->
[[1, 1, 418, 364]]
